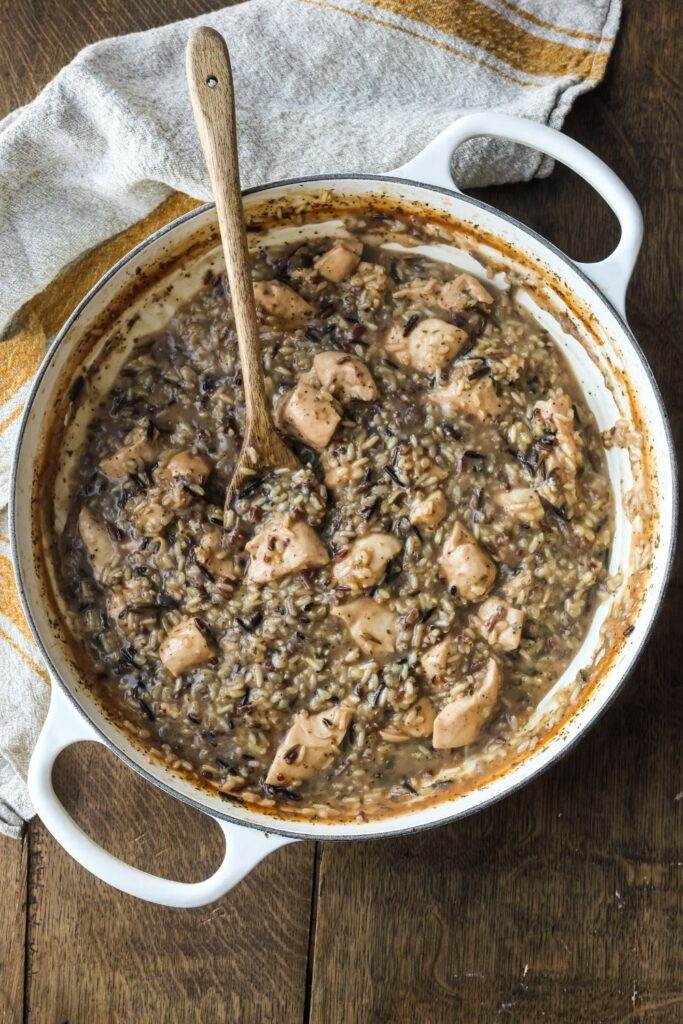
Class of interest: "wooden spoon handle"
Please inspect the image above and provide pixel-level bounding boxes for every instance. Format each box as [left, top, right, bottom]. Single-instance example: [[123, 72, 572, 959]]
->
[[186, 27, 271, 437]]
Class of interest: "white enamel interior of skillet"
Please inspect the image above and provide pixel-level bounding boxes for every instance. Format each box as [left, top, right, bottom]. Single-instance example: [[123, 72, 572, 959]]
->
[[13, 179, 675, 840]]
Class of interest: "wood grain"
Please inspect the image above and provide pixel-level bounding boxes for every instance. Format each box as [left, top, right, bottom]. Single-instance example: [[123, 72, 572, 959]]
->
[[0, 0, 680, 1022], [309, 0, 683, 1020], [185, 26, 299, 508], [25, 742, 313, 1024], [0, 834, 27, 1024], [309, 660, 682, 1022], [0, 1, 229, 120]]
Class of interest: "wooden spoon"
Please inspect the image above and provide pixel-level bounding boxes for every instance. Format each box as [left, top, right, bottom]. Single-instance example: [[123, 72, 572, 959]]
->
[[186, 26, 299, 518]]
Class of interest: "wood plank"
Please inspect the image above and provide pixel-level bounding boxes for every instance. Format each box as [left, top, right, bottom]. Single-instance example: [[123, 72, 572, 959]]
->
[[0, 0, 230, 120], [0, 833, 28, 1024], [310, 0, 683, 1019], [26, 742, 314, 1024], [309, 677, 682, 1023]]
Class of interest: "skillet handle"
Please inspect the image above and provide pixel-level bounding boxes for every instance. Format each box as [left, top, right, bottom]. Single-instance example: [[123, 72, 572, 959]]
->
[[391, 112, 643, 317], [28, 684, 295, 907]]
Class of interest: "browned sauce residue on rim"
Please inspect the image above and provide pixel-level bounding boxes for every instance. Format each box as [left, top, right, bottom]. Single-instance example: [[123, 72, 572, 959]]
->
[[27, 188, 658, 826]]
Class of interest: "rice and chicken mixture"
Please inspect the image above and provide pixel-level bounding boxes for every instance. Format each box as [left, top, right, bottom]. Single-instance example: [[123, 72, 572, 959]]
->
[[58, 210, 614, 821]]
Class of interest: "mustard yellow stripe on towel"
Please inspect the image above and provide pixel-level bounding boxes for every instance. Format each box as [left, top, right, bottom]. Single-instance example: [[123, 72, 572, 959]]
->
[[0, 626, 49, 682], [0, 553, 32, 643], [361, 0, 608, 80], [0, 333, 44, 408], [496, 1, 613, 45], [300, 0, 534, 85]]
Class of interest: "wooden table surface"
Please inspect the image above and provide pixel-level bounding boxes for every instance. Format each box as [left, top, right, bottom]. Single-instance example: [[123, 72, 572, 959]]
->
[[0, 2, 680, 1022]]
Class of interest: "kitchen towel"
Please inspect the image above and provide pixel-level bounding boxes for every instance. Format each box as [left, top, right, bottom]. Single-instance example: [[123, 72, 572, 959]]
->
[[0, 0, 621, 837]]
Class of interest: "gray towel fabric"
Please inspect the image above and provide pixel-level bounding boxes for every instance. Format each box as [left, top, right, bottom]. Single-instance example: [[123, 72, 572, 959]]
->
[[0, 0, 621, 836]]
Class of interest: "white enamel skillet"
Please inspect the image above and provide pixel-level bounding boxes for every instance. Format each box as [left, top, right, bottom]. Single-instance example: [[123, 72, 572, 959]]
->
[[11, 113, 677, 907]]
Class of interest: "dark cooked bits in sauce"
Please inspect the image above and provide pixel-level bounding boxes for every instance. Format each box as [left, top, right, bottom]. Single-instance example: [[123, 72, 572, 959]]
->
[[57, 213, 614, 821]]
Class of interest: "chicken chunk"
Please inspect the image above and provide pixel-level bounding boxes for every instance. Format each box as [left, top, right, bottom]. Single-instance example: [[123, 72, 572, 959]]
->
[[313, 237, 363, 283], [533, 393, 582, 502], [421, 637, 457, 685], [380, 697, 435, 743], [394, 274, 493, 315], [158, 450, 212, 488], [332, 533, 402, 590], [410, 490, 447, 529], [430, 365, 504, 421], [253, 279, 313, 324], [195, 528, 239, 586], [383, 317, 468, 374], [78, 508, 120, 581], [438, 521, 496, 602], [438, 273, 494, 313], [432, 659, 500, 749], [99, 426, 156, 481], [159, 617, 215, 677], [332, 598, 397, 659], [265, 705, 352, 787], [312, 351, 378, 402], [246, 517, 329, 584], [277, 380, 341, 450], [493, 487, 544, 525], [474, 596, 523, 652]]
